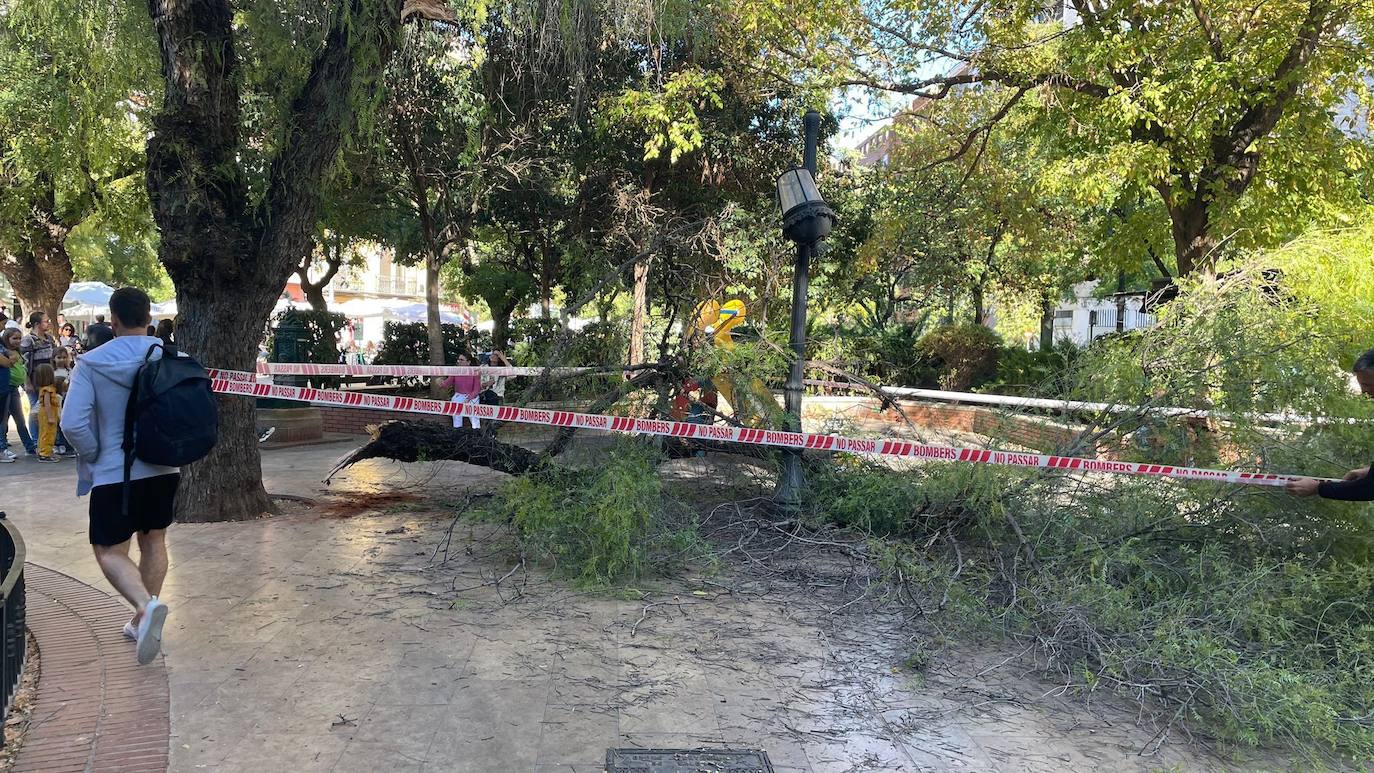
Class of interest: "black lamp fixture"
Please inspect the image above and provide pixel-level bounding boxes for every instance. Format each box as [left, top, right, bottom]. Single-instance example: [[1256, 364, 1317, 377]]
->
[[776, 167, 834, 245]]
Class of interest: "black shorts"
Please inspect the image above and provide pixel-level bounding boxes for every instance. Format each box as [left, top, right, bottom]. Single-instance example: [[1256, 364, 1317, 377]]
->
[[88, 473, 180, 547]]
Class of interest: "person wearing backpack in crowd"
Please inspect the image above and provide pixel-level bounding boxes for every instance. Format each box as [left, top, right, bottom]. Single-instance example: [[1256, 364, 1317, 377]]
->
[[62, 287, 191, 664], [0, 328, 36, 461], [31, 364, 62, 463], [20, 311, 56, 444]]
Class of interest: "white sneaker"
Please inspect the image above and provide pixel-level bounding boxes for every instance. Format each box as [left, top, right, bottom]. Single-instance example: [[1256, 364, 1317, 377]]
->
[[135, 598, 169, 665], [0, 450, 15, 463], [122, 620, 137, 640]]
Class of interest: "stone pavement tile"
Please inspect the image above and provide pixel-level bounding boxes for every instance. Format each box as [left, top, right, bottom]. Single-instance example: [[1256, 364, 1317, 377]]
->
[[368, 661, 467, 706], [618, 682, 721, 736], [464, 637, 560, 682], [715, 723, 814, 772], [217, 731, 351, 773], [351, 703, 448, 754], [428, 679, 549, 769], [536, 704, 619, 767], [968, 733, 1101, 772], [804, 733, 962, 773], [250, 676, 379, 736], [532, 765, 608, 773], [334, 740, 427, 772]]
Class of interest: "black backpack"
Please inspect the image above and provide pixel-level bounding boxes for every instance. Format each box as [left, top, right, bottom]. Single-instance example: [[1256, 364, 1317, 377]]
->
[[122, 343, 219, 513]]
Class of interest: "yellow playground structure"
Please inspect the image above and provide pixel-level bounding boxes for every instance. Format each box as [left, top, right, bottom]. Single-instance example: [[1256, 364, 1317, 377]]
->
[[686, 300, 778, 427]]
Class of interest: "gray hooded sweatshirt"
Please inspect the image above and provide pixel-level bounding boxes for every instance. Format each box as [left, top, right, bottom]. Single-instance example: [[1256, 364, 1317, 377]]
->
[[61, 335, 179, 496]]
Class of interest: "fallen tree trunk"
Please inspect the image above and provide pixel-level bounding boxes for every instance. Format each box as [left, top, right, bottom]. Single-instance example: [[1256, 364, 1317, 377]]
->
[[327, 421, 543, 481]]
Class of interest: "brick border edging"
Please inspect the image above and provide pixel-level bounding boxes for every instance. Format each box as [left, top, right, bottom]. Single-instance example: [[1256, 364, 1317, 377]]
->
[[16, 564, 169, 773]]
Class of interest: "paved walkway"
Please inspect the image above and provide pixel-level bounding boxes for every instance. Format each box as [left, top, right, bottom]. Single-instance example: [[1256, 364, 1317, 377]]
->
[[19, 565, 170, 773], [2, 439, 1259, 772]]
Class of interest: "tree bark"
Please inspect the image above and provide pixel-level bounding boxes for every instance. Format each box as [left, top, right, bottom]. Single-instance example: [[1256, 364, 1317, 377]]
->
[[3, 229, 72, 325], [425, 247, 445, 397], [2, 182, 76, 323], [146, 0, 406, 521], [491, 303, 514, 352], [1167, 197, 1214, 278], [1038, 292, 1055, 352], [298, 237, 343, 312], [971, 281, 985, 326], [628, 257, 651, 364]]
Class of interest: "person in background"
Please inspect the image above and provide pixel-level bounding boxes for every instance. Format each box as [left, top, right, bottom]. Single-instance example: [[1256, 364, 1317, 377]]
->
[[479, 350, 512, 407], [31, 364, 61, 463], [50, 347, 76, 458], [441, 352, 482, 430], [155, 319, 175, 349], [20, 312, 56, 445], [59, 322, 82, 353], [364, 340, 377, 364], [56, 313, 67, 332], [0, 309, 18, 332], [0, 328, 36, 461], [87, 314, 112, 340], [1287, 348, 1374, 500], [84, 323, 114, 352]]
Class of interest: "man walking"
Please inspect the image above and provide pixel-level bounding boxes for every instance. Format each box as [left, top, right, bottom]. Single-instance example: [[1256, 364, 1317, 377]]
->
[[1287, 348, 1374, 500], [61, 287, 177, 664]]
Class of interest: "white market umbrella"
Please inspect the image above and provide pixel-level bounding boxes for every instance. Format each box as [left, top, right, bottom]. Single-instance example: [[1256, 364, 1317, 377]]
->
[[62, 302, 106, 321], [384, 302, 461, 325], [150, 300, 178, 317], [62, 281, 116, 307]]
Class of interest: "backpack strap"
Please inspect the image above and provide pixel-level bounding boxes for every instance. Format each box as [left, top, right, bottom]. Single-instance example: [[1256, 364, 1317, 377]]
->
[[121, 367, 141, 518], [122, 345, 160, 518]]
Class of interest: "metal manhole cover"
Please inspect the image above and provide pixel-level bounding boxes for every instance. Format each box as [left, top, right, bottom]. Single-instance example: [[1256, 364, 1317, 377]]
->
[[605, 748, 775, 773]]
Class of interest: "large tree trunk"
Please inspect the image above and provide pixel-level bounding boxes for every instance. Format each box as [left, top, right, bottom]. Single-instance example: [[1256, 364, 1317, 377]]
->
[[173, 289, 277, 521], [1166, 194, 1215, 278], [628, 257, 651, 364], [4, 232, 72, 324], [971, 281, 985, 326], [1038, 292, 1054, 352], [146, 0, 404, 521], [491, 301, 514, 352], [2, 188, 75, 323], [425, 248, 445, 397]]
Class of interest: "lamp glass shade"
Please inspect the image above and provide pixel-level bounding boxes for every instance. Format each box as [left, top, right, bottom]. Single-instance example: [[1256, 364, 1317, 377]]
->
[[777, 167, 823, 214]]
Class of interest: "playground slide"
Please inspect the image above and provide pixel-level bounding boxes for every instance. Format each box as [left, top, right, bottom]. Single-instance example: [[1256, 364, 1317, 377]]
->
[[688, 300, 778, 426]]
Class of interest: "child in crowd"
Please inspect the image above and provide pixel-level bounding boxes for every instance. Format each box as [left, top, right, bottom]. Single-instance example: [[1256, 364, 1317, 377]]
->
[[51, 347, 76, 457], [441, 352, 482, 430], [0, 328, 36, 461], [32, 363, 61, 463]]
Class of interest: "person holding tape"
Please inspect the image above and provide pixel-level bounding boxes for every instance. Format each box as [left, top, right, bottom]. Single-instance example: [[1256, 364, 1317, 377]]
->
[[1287, 348, 1374, 500]]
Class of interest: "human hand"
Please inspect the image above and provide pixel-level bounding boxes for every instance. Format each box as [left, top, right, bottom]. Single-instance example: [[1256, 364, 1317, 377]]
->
[[1344, 468, 1367, 481], [1285, 477, 1321, 497]]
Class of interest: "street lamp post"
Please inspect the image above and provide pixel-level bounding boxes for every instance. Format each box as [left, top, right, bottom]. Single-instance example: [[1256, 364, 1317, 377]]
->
[[774, 110, 834, 512]]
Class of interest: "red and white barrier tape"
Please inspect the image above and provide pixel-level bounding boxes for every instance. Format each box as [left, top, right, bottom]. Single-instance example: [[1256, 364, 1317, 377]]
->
[[257, 363, 593, 378], [208, 369, 1309, 488]]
